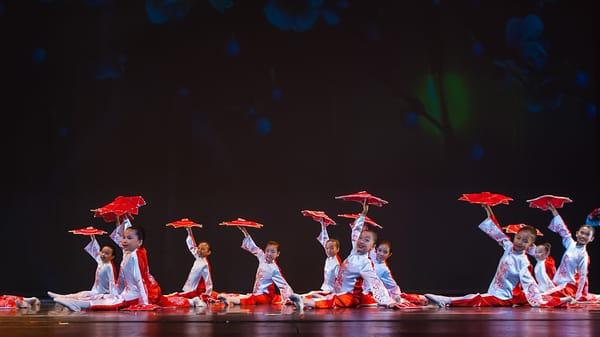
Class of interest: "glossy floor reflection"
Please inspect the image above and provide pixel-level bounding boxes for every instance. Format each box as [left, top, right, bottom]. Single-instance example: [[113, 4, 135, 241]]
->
[[1, 301, 599, 336]]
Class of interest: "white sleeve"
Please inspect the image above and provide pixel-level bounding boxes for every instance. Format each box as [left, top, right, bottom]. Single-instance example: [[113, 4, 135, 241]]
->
[[241, 235, 264, 259], [360, 263, 395, 306], [548, 215, 575, 249], [526, 245, 536, 257], [478, 218, 512, 251], [84, 236, 101, 262], [378, 266, 402, 298], [132, 254, 149, 305], [369, 249, 377, 261], [203, 264, 213, 296], [519, 264, 547, 307], [272, 268, 294, 301], [186, 234, 199, 258], [317, 223, 329, 250], [110, 218, 133, 248], [351, 215, 366, 251], [576, 255, 589, 300]]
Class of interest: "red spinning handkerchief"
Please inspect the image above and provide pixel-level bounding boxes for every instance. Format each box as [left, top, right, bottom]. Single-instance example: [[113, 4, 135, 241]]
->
[[458, 192, 513, 206], [335, 191, 389, 207], [69, 226, 108, 236], [166, 218, 203, 229], [338, 213, 382, 228], [502, 224, 544, 236], [92, 196, 147, 222], [526, 195, 573, 211], [219, 218, 264, 228], [301, 210, 336, 226]]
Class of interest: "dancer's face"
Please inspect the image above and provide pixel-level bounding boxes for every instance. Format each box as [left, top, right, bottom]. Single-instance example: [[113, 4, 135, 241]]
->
[[375, 244, 391, 262], [576, 226, 594, 245], [356, 231, 375, 254], [512, 231, 535, 252], [197, 242, 211, 258], [99, 246, 115, 263], [534, 245, 550, 262], [121, 229, 143, 252], [264, 244, 280, 263], [325, 241, 339, 258]]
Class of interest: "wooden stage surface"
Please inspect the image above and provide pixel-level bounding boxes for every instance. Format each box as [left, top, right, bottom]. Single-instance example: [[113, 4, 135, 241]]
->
[[1, 301, 599, 336]]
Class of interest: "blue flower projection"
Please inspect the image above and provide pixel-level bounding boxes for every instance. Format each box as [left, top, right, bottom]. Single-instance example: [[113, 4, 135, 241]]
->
[[271, 87, 283, 101], [505, 14, 547, 70], [575, 70, 589, 88], [146, 0, 193, 24], [470, 144, 484, 161], [526, 101, 543, 113], [95, 65, 120, 80], [178, 87, 190, 97], [587, 103, 598, 119], [405, 112, 418, 126], [225, 37, 240, 57], [209, 0, 234, 14], [472, 42, 484, 57], [256, 117, 272, 135], [58, 127, 69, 138], [263, 0, 347, 32], [32, 47, 47, 64]]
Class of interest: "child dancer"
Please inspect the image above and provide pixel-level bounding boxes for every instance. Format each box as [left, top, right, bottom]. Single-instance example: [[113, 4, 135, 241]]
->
[[545, 204, 597, 301], [425, 205, 569, 307], [369, 241, 428, 305], [219, 226, 301, 309], [166, 227, 216, 302], [533, 243, 557, 293], [48, 235, 117, 300], [314, 221, 341, 294], [304, 204, 411, 309], [55, 219, 203, 311]]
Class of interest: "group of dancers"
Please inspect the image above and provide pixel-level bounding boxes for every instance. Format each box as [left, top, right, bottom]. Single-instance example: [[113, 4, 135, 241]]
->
[[1, 191, 598, 312]]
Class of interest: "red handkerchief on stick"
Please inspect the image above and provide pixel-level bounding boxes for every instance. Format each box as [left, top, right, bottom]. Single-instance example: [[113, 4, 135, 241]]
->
[[335, 191, 389, 207], [219, 218, 264, 228], [458, 192, 513, 206], [502, 224, 544, 236], [69, 226, 108, 236], [92, 196, 147, 222], [526, 195, 573, 211], [338, 213, 382, 229], [166, 218, 203, 229], [301, 210, 336, 226]]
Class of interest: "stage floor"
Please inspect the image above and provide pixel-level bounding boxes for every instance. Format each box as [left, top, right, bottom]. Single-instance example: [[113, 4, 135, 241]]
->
[[1, 301, 599, 337]]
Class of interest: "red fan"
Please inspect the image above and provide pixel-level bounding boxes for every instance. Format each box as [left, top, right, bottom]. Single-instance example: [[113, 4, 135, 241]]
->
[[338, 214, 382, 229], [526, 195, 573, 211], [335, 191, 389, 207], [69, 226, 108, 236], [92, 196, 147, 222], [122, 304, 160, 311], [458, 192, 513, 206], [219, 218, 264, 228], [502, 224, 544, 236], [301, 210, 336, 226], [166, 218, 203, 229]]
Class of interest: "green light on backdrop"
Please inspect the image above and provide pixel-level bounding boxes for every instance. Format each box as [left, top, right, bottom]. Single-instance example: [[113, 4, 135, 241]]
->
[[416, 73, 471, 137]]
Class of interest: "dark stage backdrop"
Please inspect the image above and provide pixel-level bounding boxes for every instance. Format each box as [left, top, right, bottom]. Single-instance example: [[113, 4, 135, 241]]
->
[[1, 0, 598, 297]]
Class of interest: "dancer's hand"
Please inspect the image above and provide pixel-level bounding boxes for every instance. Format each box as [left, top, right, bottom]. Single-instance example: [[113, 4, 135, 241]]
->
[[547, 203, 559, 216], [237, 226, 249, 237], [361, 201, 369, 216]]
